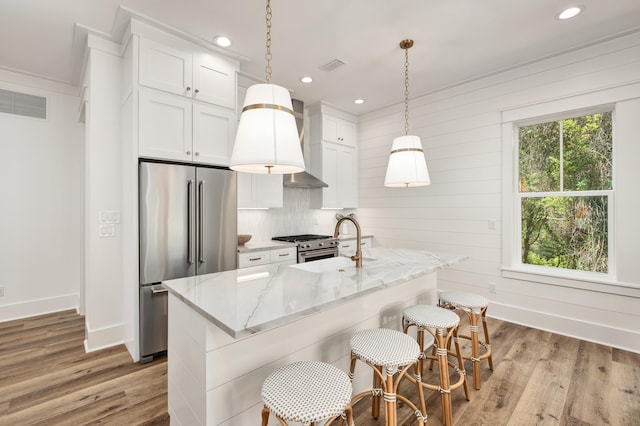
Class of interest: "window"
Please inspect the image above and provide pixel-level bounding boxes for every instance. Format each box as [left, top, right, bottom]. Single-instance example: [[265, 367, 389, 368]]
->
[[516, 112, 613, 274]]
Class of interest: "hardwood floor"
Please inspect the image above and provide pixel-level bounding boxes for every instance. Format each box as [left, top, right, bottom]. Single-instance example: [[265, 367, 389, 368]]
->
[[0, 310, 638, 425], [0, 310, 169, 426]]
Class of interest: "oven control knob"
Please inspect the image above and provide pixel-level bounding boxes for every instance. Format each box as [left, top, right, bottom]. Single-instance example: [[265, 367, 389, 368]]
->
[[318, 242, 324, 246]]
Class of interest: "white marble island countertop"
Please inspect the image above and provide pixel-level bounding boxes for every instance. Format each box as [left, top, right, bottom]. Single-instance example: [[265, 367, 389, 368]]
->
[[163, 247, 466, 339]]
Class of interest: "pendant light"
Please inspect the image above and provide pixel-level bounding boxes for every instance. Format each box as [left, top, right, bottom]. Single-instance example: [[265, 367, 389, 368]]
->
[[230, 0, 305, 174], [384, 39, 431, 187]]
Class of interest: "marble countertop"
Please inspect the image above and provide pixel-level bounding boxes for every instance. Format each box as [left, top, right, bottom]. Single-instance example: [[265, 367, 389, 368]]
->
[[164, 247, 466, 339], [237, 240, 297, 253]]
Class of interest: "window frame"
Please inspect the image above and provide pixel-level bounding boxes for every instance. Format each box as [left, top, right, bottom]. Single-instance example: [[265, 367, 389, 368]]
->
[[502, 105, 617, 287]]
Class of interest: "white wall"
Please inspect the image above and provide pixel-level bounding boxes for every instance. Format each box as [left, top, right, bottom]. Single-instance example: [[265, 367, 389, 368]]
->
[[83, 37, 125, 352], [357, 31, 640, 353], [0, 71, 82, 321]]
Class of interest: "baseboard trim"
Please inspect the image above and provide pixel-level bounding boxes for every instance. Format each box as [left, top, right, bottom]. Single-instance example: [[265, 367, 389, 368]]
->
[[490, 301, 640, 354], [0, 293, 79, 322], [84, 321, 126, 353]]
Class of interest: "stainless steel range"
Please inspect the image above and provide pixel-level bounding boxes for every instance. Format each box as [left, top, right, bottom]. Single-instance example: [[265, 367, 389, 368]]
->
[[272, 234, 339, 263]]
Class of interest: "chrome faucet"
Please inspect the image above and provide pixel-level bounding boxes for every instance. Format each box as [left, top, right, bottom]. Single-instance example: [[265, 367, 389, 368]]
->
[[334, 214, 362, 268]]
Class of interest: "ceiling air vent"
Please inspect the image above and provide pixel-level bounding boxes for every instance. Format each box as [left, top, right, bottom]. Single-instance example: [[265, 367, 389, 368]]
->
[[0, 88, 47, 119], [319, 59, 346, 72]]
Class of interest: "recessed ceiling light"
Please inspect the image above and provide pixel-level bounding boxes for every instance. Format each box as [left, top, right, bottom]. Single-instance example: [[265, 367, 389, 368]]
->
[[213, 35, 231, 47], [300, 76, 313, 84], [556, 6, 583, 20], [354, 99, 365, 105]]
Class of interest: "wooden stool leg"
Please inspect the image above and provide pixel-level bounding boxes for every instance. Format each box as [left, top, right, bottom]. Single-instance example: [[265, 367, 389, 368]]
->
[[261, 405, 270, 426], [436, 328, 453, 426], [415, 328, 427, 417], [383, 372, 396, 426], [452, 326, 470, 400], [482, 308, 494, 370], [372, 365, 383, 418], [470, 312, 482, 390]]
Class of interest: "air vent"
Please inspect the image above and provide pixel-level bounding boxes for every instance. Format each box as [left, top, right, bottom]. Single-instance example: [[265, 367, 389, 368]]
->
[[319, 59, 346, 72], [0, 88, 47, 119]]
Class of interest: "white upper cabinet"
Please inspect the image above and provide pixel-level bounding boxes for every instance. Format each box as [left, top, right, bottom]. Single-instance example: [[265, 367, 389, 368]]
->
[[139, 88, 236, 165], [322, 114, 357, 147], [308, 103, 358, 209], [192, 53, 236, 108], [136, 34, 238, 166], [237, 172, 283, 209], [139, 38, 236, 109]]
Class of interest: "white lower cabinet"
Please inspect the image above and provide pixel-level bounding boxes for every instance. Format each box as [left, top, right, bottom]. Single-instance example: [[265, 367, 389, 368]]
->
[[338, 237, 372, 256], [269, 247, 297, 265], [238, 246, 297, 268], [139, 89, 235, 165], [238, 250, 270, 268], [237, 173, 283, 209]]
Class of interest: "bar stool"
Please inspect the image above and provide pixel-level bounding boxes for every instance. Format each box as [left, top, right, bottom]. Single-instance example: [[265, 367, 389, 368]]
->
[[261, 360, 354, 426], [349, 328, 431, 426], [402, 305, 470, 426], [439, 291, 494, 390]]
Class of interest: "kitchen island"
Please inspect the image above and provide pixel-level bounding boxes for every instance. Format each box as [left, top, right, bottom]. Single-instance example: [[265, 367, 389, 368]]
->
[[164, 247, 466, 425]]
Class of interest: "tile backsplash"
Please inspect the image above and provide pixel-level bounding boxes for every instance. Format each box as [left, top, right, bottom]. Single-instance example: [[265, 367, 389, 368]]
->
[[238, 188, 357, 241]]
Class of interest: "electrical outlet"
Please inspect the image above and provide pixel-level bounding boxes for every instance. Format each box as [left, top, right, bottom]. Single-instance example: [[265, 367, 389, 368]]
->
[[488, 219, 497, 230], [0, 286, 4, 297], [488, 282, 496, 294]]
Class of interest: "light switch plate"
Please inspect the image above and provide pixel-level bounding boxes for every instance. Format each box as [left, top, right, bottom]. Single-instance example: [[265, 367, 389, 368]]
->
[[99, 211, 121, 224], [99, 224, 116, 237]]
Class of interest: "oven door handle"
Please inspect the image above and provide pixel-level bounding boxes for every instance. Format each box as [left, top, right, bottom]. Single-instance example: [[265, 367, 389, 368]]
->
[[298, 247, 339, 262]]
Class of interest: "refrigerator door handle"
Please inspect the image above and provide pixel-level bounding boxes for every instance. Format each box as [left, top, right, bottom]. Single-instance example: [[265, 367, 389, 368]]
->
[[187, 179, 194, 265], [199, 180, 205, 263]]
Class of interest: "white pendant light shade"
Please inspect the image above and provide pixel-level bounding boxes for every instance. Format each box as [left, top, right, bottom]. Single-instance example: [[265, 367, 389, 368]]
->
[[384, 135, 431, 187], [230, 83, 305, 174]]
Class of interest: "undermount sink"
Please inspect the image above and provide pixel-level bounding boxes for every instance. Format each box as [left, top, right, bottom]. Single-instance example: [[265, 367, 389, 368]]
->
[[289, 255, 377, 274]]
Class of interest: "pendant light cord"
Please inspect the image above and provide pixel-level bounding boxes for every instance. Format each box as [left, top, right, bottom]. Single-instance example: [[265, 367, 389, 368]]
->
[[403, 44, 410, 136], [265, 0, 272, 83]]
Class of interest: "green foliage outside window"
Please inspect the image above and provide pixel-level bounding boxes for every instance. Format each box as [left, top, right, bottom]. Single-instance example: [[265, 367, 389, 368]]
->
[[518, 112, 612, 273]]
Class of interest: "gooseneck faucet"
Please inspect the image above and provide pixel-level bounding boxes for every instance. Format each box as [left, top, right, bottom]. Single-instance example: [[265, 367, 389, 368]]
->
[[334, 214, 362, 268]]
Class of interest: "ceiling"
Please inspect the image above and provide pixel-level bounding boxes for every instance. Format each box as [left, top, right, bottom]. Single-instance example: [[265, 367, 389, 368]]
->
[[1, 0, 640, 115]]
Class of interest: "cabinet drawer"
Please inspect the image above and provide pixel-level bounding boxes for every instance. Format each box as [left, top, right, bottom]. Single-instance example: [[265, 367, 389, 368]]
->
[[270, 247, 297, 264], [238, 251, 270, 268], [338, 237, 372, 255]]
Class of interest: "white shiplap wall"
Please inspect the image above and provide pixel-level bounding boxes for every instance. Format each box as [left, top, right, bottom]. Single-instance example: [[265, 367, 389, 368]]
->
[[357, 31, 640, 353]]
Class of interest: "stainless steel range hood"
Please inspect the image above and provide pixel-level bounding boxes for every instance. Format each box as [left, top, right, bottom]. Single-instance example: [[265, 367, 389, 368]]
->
[[283, 99, 328, 188]]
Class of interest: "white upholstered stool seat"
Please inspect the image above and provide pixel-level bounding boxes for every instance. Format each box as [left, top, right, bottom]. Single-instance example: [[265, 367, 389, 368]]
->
[[349, 328, 430, 426], [402, 305, 470, 426], [439, 291, 494, 390], [261, 361, 354, 426]]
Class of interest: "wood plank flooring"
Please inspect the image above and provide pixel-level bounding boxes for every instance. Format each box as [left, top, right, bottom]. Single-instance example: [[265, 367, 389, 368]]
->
[[0, 310, 169, 426], [1, 310, 639, 425]]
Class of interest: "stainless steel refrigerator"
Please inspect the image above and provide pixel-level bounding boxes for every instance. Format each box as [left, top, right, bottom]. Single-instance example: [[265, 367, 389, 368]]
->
[[138, 161, 237, 362]]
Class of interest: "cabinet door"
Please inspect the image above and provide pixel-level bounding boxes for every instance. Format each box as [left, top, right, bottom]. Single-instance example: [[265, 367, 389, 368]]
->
[[322, 115, 356, 146], [321, 143, 340, 208], [139, 39, 192, 97], [322, 114, 340, 144], [337, 119, 357, 147], [316, 142, 357, 208], [237, 173, 283, 208], [139, 90, 193, 162], [337, 146, 357, 207], [192, 103, 236, 166], [193, 52, 236, 109]]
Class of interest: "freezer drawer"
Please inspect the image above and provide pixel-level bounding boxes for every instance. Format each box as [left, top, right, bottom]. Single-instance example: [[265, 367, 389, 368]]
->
[[140, 284, 168, 362]]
